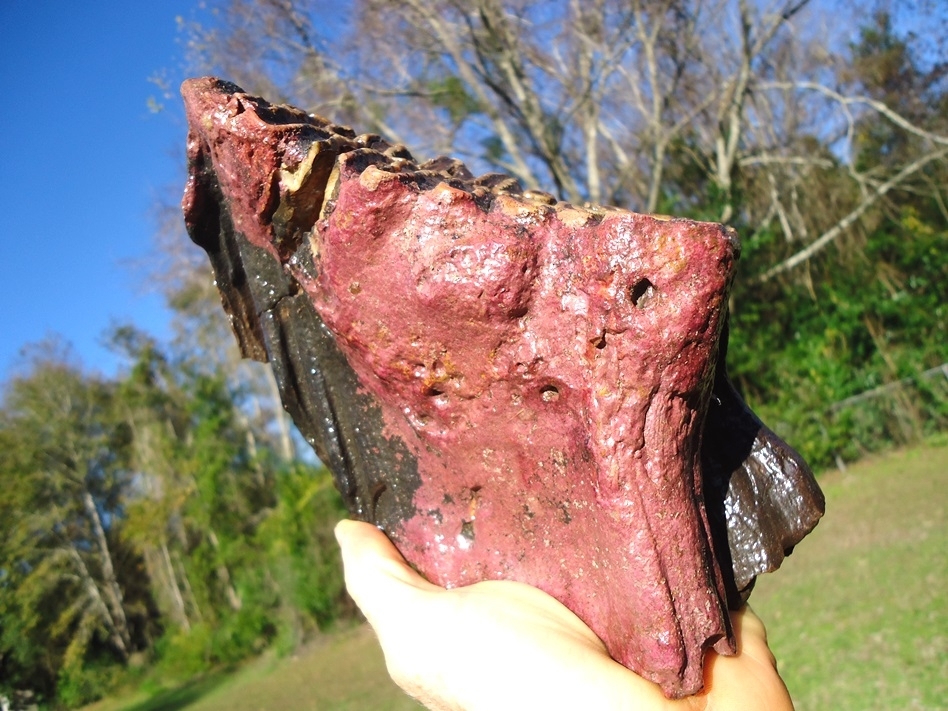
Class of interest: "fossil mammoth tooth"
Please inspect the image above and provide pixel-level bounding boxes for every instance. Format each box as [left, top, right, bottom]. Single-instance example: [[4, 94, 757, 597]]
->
[[181, 77, 824, 699]]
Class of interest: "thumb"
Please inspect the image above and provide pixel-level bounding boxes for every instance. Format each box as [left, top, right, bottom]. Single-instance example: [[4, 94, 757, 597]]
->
[[334, 519, 439, 612]]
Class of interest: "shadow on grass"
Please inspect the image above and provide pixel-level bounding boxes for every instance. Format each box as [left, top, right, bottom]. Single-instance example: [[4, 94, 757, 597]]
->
[[123, 672, 230, 711]]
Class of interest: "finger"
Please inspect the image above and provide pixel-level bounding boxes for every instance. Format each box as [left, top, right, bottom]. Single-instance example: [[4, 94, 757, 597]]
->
[[334, 520, 439, 610], [731, 606, 779, 669], [694, 606, 794, 711]]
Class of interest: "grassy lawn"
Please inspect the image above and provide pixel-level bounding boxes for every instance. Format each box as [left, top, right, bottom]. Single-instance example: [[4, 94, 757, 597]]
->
[[167, 625, 423, 711], [752, 439, 948, 711], [85, 625, 423, 711], [90, 441, 946, 711]]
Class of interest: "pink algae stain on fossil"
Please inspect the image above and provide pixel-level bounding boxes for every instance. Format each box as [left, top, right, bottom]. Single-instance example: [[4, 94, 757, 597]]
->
[[308, 151, 740, 695], [179, 77, 824, 699]]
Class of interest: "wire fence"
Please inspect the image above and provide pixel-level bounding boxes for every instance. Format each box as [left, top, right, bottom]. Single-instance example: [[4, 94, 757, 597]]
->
[[825, 362, 948, 470]]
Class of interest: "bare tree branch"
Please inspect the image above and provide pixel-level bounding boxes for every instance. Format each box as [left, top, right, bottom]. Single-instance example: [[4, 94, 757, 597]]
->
[[762, 80, 948, 147], [757, 145, 948, 282]]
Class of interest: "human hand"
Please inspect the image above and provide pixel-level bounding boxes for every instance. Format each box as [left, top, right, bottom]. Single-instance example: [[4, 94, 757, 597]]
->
[[335, 519, 794, 711]]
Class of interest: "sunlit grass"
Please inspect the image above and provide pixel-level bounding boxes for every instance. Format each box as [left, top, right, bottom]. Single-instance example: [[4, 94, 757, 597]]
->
[[180, 625, 422, 711], [85, 624, 422, 711], [752, 440, 948, 711]]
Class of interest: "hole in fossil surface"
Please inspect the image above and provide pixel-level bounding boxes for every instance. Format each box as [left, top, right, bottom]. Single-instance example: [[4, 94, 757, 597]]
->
[[630, 278, 656, 308], [459, 520, 475, 547], [540, 385, 560, 402]]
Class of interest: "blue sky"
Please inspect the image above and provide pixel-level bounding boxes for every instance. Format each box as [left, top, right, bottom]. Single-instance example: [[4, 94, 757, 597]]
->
[[0, 2, 198, 379]]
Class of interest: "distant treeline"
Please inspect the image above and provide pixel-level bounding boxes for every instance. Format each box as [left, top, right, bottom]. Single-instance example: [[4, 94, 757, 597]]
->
[[1, 333, 350, 706]]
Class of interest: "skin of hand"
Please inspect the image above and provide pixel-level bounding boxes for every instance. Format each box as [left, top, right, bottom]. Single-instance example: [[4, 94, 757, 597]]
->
[[336, 519, 795, 711]]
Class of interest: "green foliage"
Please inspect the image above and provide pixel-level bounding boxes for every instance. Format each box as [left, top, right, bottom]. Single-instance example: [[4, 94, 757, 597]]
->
[[0, 333, 356, 706], [725, 201, 948, 468], [153, 624, 214, 681], [4, 4, 948, 706], [479, 135, 507, 166], [697, 8, 948, 468], [256, 464, 349, 640], [57, 658, 124, 709], [118, 333, 354, 673], [0, 343, 142, 703], [659, 132, 948, 469], [427, 75, 481, 124]]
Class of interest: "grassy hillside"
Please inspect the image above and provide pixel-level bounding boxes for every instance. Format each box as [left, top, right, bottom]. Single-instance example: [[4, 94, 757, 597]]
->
[[89, 441, 947, 711]]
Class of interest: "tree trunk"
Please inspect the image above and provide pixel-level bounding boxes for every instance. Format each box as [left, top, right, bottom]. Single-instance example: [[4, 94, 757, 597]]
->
[[172, 547, 204, 623], [81, 489, 132, 653], [68, 545, 129, 660], [153, 541, 191, 631], [207, 528, 243, 611]]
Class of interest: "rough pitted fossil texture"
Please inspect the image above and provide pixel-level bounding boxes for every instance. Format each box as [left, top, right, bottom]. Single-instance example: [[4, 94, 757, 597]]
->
[[181, 77, 824, 698]]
